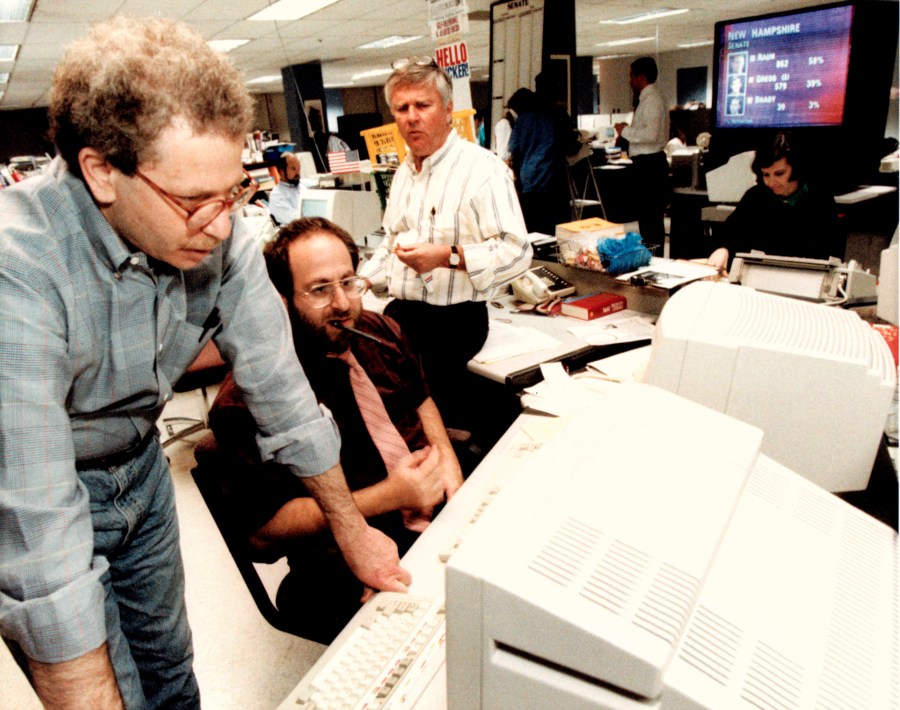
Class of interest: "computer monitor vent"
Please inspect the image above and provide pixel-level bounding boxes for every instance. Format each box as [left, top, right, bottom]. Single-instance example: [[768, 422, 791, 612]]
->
[[676, 606, 742, 686], [742, 642, 804, 708], [527, 516, 701, 648]]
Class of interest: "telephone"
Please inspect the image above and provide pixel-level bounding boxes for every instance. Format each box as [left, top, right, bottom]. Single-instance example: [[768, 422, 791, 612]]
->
[[511, 266, 576, 304]]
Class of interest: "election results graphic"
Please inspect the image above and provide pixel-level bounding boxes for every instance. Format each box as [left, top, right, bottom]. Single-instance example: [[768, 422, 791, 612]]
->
[[715, 4, 853, 129]]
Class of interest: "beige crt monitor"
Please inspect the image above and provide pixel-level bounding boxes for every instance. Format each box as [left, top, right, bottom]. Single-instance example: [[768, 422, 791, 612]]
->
[[447, 384, 763, 709], [644, 281, 895, 492], [296, 188, 383, 242], [445, 384, 898, 710]]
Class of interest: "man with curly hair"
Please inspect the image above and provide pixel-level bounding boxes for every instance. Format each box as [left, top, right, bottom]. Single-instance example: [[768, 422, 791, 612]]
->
[[0, 17, 408, 708]]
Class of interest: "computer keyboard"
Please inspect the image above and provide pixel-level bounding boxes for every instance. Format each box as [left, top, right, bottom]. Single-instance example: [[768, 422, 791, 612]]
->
[[279, 594, 446, 710]]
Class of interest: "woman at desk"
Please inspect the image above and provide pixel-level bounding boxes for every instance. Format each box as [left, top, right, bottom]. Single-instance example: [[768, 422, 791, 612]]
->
[[707, 132, 846, 273]]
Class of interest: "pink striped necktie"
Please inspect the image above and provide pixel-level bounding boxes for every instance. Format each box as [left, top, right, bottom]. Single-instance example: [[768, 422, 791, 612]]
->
[[333, 349, 431, 531]]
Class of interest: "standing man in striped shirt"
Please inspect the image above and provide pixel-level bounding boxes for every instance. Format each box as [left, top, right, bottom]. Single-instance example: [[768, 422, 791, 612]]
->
[[360, 57, 532, 434]]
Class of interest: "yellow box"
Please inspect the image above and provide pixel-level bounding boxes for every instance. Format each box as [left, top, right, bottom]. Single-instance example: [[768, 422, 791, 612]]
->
[[361, 109, 479, 167], [361, 124, 407, 166], [451, 108, 477, 143], [555, 217, 624, 239], [556, 218, 626, 272]]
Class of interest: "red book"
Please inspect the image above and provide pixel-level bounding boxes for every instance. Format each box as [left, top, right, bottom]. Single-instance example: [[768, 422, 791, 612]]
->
[[560, 292, 626, 320]]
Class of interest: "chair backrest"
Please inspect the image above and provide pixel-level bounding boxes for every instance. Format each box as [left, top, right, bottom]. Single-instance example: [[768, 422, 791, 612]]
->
[[191, 433, 297, 635]]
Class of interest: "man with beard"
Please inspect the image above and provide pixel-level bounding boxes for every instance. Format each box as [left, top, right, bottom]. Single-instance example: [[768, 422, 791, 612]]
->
[[203, 217, 463, 642], [268, 152, 304, 225]]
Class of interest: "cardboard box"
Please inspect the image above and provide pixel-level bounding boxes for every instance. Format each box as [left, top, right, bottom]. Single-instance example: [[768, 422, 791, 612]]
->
[[555, 217, 625, 241], [556, 218, 626, 272]]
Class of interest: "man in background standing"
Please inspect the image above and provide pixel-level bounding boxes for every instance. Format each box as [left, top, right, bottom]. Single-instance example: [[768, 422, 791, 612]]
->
[[507, 80, 579, 237], [615, 57, 669, 247], [268, 151, 303, 225]]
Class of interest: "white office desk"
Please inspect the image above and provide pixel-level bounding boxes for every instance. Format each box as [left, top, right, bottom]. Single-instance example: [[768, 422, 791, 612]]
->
[[467, 300, 600, 387], [468, 301, 657, 389], [467, 261, 670, 389]]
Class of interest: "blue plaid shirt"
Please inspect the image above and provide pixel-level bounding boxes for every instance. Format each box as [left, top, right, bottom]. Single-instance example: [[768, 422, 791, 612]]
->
[[0, 158, 340, 662]]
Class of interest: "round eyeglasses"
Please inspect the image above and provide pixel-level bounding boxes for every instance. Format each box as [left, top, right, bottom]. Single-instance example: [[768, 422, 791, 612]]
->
[[299, 276, 368, 309], [135, 170, 258, 231], [391, 56, 438, 71]]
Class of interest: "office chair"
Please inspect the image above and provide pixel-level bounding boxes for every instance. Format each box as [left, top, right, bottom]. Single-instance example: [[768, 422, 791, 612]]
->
[[161, 341, 229, 449], [191, 433, 297, 635]]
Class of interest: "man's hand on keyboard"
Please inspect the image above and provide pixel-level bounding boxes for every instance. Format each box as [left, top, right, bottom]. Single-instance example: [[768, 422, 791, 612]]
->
[[343, 523, 413, 594], [303, 465, 413, 595]]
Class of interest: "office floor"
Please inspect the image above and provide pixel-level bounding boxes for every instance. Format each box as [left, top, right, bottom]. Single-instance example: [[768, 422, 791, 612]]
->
[[0, 387, 325, 710]]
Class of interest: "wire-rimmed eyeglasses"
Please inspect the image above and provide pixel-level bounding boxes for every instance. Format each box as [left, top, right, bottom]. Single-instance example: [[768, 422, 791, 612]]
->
[[135, 170, 258, 231], [299, 276, 368, 308], [391, 56, 438, 71]]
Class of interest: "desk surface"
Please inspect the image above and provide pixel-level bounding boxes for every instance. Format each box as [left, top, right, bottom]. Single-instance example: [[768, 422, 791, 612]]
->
[[466, 301, 599, 387], [466, 261, 668, 388]]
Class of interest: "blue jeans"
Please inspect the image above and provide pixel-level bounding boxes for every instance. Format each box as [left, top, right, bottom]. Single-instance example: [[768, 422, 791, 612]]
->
[[78, 436, 200, 709]]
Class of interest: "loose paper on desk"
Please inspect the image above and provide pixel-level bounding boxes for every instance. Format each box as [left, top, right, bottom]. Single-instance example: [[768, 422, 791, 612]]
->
[[566, 309, 656, 346], [519, 362, 611, 417], [616, 258, 718, 290], [472, 319, 561, 364], [586, 345, 653, 384]]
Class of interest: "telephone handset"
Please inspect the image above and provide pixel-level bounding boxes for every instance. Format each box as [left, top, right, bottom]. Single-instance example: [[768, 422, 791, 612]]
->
[[511, 266, 576, 304]]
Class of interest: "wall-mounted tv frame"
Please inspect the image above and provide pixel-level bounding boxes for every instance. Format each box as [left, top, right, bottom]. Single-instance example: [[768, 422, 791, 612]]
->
[[714, 4, 854, 130], [710, 1, 898, 192]]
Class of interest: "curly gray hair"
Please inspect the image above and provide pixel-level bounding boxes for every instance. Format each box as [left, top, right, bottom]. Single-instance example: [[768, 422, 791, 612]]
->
[[49, 16, 255, 179]]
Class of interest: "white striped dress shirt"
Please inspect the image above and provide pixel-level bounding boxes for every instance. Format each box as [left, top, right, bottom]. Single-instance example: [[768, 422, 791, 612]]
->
[[361, 131, 532, 305]]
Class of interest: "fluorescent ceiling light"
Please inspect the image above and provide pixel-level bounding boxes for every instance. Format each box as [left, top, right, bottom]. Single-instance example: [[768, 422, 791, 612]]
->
[[208, 39, 250, 53], [247, 74, 282, 84], [601, 8, 689, 25], [357, 35, 422, 50], [678, 40, 713, 48], [597, 54, 633, 61], [0, 0, 34, 22], [596, 37, 655, 48], [248, 0, 339, 21], [0, 45, 18, 60], [352, 68, 393, 81], [0, 72, 8, 83]]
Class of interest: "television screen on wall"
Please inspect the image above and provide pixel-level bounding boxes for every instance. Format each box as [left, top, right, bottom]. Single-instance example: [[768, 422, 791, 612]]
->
[[713, 3, 854, 129], [709, 1, 897, 191]]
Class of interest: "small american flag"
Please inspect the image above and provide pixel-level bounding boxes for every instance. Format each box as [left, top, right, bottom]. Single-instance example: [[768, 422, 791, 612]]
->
[[327, 150, 360, 174]]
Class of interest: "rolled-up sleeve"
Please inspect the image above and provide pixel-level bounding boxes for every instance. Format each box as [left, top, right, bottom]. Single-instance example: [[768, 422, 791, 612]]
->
[[0, 229, 108, 663], [457, 159, 532, 295]]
